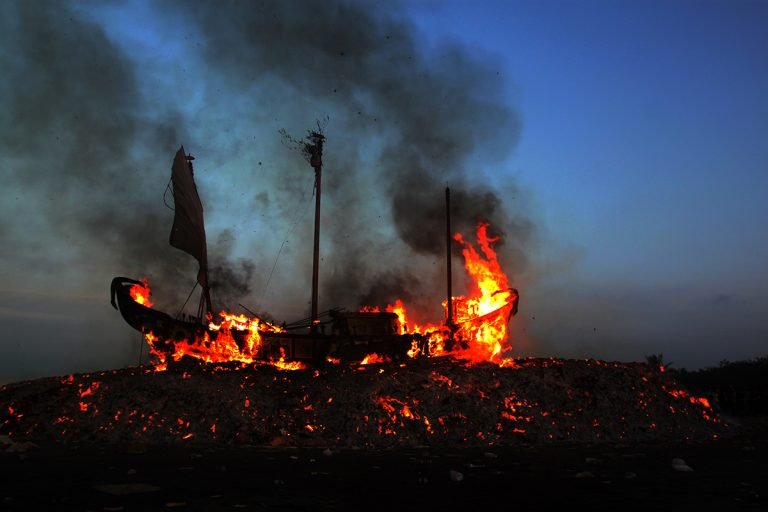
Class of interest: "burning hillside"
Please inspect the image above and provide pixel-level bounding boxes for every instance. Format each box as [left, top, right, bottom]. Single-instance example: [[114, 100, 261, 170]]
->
[[16, 192, 717, 448], [3, 142, 723, 449], [0, 357, 723, 448]]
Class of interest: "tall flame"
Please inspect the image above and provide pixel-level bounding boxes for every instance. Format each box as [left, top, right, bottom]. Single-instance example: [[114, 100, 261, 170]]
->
[[452, 222, 516, 362], [364, 222, 518, 364]]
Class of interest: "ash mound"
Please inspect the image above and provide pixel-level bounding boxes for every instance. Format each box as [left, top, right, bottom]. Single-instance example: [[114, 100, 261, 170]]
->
[[0, 358, 724, 447]]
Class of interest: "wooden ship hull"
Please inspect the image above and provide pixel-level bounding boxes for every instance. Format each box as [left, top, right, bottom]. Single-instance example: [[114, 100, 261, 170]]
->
[[111, 276, 416, 365]]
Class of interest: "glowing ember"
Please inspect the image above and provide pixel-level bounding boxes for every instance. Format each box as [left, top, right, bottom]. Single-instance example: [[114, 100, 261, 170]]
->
[[0, 358, 724, 447], [360, 353, 389, 365], [665, 387, 712, 409], [272, 348, 306, 371]]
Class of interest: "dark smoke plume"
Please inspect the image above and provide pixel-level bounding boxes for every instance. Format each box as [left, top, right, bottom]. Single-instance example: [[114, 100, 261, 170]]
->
[[1, 3, 166, 265], [173, 0, 531, 314], [0, 0, 532, 325], [208, 230, 255, 311], [0, 2, 255, 308]]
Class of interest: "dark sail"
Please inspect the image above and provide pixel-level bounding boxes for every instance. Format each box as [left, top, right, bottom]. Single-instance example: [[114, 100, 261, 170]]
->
[[169, 146, 210, 299]]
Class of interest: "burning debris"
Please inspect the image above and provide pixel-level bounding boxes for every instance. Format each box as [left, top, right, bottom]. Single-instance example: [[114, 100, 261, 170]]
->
[[0, 357, 724, 448]]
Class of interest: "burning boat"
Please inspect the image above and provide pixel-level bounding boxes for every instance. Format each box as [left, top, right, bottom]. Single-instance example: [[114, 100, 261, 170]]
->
[[111, 132, 519, 367], [11, 135, 723, 450]]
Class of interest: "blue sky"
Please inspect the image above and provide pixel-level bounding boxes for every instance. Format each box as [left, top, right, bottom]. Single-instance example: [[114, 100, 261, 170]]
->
[[1, 0, 766, 382], [406, 0, 768, 287], [403, 1, 768, 366]]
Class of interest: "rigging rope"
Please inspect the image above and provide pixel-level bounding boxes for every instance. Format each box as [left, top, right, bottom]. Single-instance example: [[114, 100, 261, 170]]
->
[[176, 281, 199, 319], [162, 178, 174, 211], [255, 176, 316, 311]]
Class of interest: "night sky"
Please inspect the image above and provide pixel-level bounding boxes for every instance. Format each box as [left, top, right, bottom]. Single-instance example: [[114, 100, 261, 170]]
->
[[1, 0, 766, 383]]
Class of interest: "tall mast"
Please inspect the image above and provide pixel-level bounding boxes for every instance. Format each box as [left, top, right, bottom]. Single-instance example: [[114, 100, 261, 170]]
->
[[446, 187, 453, 329], [306, 132, 324, 333]]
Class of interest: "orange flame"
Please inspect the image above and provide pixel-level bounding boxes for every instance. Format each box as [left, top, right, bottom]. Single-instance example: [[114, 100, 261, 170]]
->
[[142, 312, 300, 371], [132, 221, 516, 369], [129, 279, 153, 308], [452, 222, 516, 362], [360, 353, 389, 365], [363, 221, 518, 365], [128, 284, 300, 370]]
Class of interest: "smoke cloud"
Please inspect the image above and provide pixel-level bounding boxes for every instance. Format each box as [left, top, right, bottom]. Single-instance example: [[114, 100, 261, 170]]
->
[[0, 0, 531, 343], [172, 0, 530, 318], [0, 2, 259, 309], [1, 3, 168, 286]]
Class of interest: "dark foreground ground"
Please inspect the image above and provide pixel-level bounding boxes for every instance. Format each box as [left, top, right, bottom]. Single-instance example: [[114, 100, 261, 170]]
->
[[1, 417, 765, 512]]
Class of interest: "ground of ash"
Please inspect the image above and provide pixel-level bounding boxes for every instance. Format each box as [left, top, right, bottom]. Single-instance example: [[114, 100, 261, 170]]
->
[[0, 357, 725, 448]]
